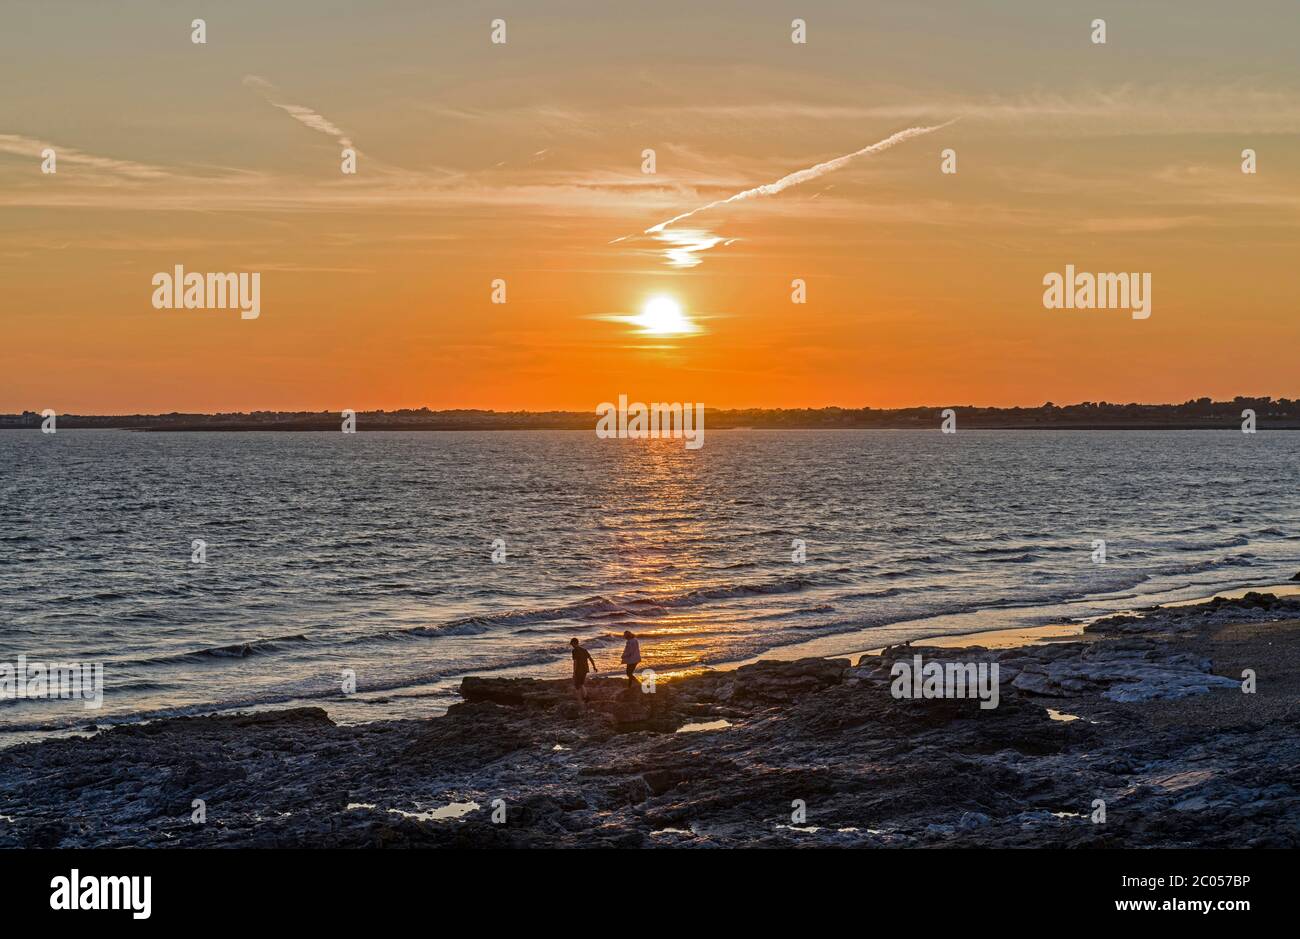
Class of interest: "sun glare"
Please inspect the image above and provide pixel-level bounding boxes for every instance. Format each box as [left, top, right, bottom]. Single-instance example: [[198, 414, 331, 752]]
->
[[632, 296, 696, 336]]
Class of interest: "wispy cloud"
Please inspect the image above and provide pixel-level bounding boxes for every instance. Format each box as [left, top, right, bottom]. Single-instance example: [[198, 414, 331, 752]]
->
[[648, 84, 1300, 135], [651, 228, 728, 268], [242, 76, 354, 150], [419, 80, 1300, 140], [0, 135, 171, 179], [645, 123, 952, 234]]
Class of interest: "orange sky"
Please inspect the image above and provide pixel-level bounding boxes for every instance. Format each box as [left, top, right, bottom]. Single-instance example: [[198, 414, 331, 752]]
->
[[2, 1, 1298, 413]]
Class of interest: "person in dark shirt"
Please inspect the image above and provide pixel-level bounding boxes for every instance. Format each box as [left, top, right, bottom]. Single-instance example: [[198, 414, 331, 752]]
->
[[570, 638, 598, 708]]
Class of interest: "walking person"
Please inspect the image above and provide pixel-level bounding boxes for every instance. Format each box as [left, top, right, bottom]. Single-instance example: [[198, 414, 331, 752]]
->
[[620, 630, 641, 690], [570, 638, 598, 708]]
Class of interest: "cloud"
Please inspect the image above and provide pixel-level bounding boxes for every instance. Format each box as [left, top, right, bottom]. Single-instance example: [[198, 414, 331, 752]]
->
[[0, 135, 171, 179], [645, 123, 952, 234], [648, 83, 1300, 135], [243, 76, 353, 150], [651, 228, 726, 268]]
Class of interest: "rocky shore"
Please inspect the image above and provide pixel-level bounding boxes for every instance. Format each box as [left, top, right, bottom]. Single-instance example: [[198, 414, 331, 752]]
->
[[3, 593, 1298, 848]]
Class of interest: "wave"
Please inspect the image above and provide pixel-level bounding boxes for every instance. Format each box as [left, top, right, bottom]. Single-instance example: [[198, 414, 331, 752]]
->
[[659, 575, 828, 606], [313, 574, 836, 650], [756, 604, 836, 618], [835, 587, 910, 602], [1163, 554, 1256, 575], [1166, 535, 1250, 551], [970, 543, 1073, 556], [138, 633, 313, 665]]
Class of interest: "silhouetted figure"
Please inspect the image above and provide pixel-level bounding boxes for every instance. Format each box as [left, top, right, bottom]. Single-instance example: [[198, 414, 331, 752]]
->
[[620, 630, 641, 689], [570, 638, 597, 708]]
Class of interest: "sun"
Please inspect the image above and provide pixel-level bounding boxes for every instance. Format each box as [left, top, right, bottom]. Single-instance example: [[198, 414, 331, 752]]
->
[[631, 295, 696, 336]]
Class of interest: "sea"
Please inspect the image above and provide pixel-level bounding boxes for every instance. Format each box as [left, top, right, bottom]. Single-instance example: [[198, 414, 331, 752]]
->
[[2, 429, 1296, 744]]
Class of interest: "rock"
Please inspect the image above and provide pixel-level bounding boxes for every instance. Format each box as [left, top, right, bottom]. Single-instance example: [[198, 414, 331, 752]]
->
[[1009, 642, 1239, 701], [641, 768, 688, 796], [459, 676, 563, 707], [723, 657, 848, 704], [1012, 669, 1066, 697]]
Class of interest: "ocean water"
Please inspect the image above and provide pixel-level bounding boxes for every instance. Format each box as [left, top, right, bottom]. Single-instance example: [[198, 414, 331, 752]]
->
[[1, 429, 1297, 743]]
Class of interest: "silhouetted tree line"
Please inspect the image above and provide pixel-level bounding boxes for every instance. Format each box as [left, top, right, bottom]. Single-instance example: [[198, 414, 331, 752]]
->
[[3, 397, 1297, 430]]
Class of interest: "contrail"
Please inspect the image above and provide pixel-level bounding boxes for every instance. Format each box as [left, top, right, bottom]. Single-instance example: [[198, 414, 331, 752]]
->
[[644, 122, 953, 234], [243, 75, 353, 150]]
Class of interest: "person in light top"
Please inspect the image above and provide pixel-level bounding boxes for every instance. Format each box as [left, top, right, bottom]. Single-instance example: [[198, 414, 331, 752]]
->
[[620, 630, 642, 689]]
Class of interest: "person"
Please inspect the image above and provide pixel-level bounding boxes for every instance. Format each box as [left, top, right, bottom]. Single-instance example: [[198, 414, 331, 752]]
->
[[620, 630, 641, 689], [569, 637, 598, 707]]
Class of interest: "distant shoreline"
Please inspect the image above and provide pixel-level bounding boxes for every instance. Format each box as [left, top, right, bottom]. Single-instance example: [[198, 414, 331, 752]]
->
[[4, 397, 1296, 431], [4, 423, 1298, 431]]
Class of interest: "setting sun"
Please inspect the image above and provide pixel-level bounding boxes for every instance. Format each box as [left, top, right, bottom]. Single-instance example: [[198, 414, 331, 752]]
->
[[631, 296, 697, 336]]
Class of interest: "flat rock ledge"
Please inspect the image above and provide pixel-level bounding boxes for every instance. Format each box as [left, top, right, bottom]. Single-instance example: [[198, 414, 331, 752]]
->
[[2, 594, 1298, 848]]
